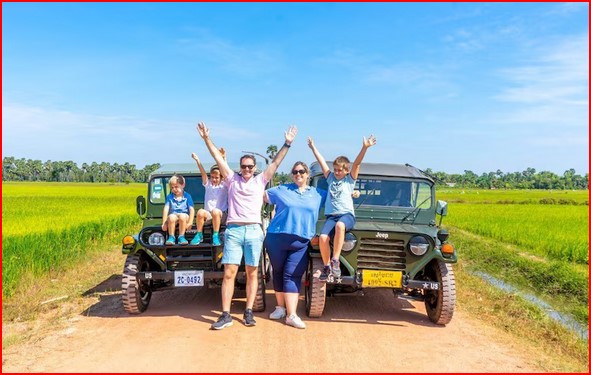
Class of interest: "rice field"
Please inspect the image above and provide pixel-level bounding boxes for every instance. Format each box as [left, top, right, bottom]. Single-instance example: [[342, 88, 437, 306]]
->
[[445, 203, 588, 264], [2, 182, 145, 298], [437, 188, 589, 326], [437, 188, 588, 205]]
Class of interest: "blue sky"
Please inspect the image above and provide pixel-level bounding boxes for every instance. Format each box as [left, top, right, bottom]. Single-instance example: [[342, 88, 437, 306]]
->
[[2, 2, 589, 175]]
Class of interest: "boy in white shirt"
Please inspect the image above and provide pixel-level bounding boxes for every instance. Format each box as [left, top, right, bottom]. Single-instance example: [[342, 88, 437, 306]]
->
[[191, 152, 228, 246]]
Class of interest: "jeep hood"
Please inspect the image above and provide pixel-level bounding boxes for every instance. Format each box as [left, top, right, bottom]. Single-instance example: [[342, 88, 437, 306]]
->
[[351, 221, 436, 236]]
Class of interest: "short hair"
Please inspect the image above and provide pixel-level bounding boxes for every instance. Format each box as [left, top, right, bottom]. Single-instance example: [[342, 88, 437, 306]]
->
[[240, 154, 256, 166], [169, 174, 185, 186], [333, 156, 351, 171]]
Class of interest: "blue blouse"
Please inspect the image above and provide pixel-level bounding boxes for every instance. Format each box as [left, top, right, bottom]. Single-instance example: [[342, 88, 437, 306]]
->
[[266, 183, 327, 239]]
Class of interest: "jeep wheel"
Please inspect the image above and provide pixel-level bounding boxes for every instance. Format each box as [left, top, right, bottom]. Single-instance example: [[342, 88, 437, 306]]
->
[[424, 259, 456, 325], [122, 253, 152, 314], [305, 257, 326, 318], [252, 257, 266, 312]]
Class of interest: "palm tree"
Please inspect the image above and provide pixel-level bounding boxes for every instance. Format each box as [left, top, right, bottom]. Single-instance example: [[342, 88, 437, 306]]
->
[[266, 144, 278, 160]]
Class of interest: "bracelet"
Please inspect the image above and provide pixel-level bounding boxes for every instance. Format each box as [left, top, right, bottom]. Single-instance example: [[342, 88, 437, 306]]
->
[[283, 142, 291, 148]]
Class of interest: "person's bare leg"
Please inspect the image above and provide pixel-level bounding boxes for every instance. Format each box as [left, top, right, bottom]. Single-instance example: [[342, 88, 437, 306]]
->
[[244, 265, 258, 310], [221, 264, 238, 312], [332, 222, 346, 259]]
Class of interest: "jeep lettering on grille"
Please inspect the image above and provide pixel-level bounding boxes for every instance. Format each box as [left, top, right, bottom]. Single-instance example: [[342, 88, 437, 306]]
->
[[375, 232, 389, 239]]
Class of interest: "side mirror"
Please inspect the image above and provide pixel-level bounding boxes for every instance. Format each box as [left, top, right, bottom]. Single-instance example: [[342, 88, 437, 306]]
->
[[436, 200, 448, 217], [136, 196, 146, 217]]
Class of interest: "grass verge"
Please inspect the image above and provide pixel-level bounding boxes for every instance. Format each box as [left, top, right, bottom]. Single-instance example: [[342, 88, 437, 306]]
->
[[452, 229, 589, 372]]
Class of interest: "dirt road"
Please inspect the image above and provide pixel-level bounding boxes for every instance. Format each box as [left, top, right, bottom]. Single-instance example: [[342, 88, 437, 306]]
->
[[2, 275, 541, 373]]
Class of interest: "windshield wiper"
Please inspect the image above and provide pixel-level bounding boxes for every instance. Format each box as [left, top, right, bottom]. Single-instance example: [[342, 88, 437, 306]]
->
[[355, 187, 376, 209], [401, 196, 432, 222]]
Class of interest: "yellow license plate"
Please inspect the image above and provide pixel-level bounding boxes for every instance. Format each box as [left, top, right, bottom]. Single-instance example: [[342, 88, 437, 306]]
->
[[362, 270, 403, 288]]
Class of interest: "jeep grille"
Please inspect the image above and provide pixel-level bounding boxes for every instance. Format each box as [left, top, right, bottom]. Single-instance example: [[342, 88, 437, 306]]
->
[[167, 248, 216, 271], [357, 238, 406, 271]]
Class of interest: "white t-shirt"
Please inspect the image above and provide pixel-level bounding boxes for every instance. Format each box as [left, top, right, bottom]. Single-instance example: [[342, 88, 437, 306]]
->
[[203, 180, 229, 212]]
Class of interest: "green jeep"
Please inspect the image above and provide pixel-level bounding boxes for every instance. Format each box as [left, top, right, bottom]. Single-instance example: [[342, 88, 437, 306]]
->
[[121, 163, 271, 314], [305, 162, 457, 325]]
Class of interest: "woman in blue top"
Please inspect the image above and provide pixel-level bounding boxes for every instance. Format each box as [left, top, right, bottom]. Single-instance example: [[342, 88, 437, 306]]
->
[[263, 161, 326, 329]]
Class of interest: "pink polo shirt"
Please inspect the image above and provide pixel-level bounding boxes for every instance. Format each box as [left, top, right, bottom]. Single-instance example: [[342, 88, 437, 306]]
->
[[226, 171, 269, 224]]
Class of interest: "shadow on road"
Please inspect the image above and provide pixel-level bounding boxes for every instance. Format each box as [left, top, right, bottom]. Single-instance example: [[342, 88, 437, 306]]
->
[[80, 276, 439, 328]]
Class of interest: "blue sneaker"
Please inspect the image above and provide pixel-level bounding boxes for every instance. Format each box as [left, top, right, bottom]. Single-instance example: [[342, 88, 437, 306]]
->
[[190, 232, 202, 245], [165, 235, 175, 245], [330, 258, 341, 278], [212, 232, 221, 246], [178, 235, 188, 245]]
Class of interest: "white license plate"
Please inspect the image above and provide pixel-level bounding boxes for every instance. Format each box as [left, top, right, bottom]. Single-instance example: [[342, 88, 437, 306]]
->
[[174, 270, 204, 287]]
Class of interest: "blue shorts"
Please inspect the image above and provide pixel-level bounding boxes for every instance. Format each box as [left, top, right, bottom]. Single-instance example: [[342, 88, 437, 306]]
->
[[320, 213, 356, 237], [222, 224, 264, 266]]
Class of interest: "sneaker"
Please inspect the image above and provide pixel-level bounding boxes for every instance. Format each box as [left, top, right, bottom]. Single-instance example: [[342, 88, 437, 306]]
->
[[331, 258, 341, 278], [212, 232, 221, 246], [165, 235, 175, 245], [211, 312, 233, 330], [319, 265, 331, 282], [269, 306, 287, 320], [243, 308, 256, 327], [177, 235, 188, 245], [190, 232, 202, 245], [285, 314, 306, 329]]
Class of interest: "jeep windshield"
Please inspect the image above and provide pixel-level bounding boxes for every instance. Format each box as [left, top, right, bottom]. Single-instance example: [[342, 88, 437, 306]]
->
[[148, 176, 206, 205], [355, 178, 433, 209]]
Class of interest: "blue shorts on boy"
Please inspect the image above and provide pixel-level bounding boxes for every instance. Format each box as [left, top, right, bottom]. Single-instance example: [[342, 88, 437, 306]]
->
[[320, 213, 356, 236]]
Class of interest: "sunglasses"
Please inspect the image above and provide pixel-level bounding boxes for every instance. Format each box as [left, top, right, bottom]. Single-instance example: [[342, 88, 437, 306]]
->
[[292, 169, 307, 175], [241, 164, 255, 170]]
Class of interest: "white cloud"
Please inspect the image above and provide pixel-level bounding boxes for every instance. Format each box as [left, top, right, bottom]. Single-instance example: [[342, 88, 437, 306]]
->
[[546, 2, 589, 16], [176, 28, 281, 77], [1, 103, 261, 166], [494, 34, 589, 127], [442, 28, 485, 52]]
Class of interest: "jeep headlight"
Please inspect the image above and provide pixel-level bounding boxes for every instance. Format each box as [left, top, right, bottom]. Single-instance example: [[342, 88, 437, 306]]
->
[[341, 232, 357, 252], [148, 232, 165, 246], [408, 236, 429, 256]]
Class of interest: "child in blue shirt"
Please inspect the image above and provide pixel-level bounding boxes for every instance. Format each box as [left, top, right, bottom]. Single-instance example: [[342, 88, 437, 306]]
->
[[307, 135, 377, 281], [162, 174, 195, 245]]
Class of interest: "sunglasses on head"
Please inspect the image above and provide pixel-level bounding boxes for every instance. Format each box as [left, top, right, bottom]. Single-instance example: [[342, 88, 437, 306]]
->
[[241, 164, 255, 170], [292, 169, 306, 175]]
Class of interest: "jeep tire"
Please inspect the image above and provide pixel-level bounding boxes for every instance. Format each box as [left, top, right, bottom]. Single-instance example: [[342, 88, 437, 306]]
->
[[252, 256, 266, 312], [122, 253, 152, 314], [305, 257, 327, 318], [424, 259, 456, 325]]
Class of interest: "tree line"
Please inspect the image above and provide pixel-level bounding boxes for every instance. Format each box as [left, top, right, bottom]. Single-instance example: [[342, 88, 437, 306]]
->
[[2, 155, 588, 190], [2, 157, 160, 183]]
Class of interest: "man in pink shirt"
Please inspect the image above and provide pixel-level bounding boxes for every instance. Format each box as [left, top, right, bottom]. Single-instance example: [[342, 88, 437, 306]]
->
[[197, 122, 297, 330]]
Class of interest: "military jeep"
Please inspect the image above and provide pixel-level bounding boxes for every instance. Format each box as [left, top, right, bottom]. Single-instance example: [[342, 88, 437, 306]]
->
[[305, 162, 457, 325], [121, 163, 271, 314]]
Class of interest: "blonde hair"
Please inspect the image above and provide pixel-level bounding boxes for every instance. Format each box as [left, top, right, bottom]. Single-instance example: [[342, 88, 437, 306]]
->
[[169, 174, 185, 186]]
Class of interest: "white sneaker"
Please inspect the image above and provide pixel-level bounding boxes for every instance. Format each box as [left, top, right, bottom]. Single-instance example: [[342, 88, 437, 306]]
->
[[285, 314, 306, 329], [269, 306, 286, 320]]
